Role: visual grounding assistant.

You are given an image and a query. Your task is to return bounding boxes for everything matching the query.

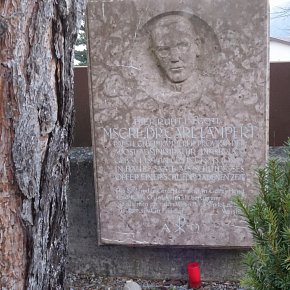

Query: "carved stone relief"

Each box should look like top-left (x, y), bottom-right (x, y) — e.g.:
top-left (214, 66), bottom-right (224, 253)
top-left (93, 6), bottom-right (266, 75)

top-left (87, 0), bottom-right (268, 247)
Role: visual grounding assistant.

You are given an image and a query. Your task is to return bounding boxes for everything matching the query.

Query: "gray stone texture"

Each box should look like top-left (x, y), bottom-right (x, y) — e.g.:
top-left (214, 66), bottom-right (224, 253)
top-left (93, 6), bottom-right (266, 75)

top-left (68, 147), bottom-right (245, 280)
top-left (68, 147), bottom-right (286, 280)
top-left (123, 281), bottom-right (142, 290)
top-left (67, 147), bottom-right (285, 280)
top-left (87, 0), bottom-right (268, 247)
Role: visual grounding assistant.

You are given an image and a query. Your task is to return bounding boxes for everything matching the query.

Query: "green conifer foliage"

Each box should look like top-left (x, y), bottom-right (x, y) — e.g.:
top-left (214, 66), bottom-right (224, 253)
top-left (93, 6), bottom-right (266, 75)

top-left (234, 140), bottom-right (290, 290)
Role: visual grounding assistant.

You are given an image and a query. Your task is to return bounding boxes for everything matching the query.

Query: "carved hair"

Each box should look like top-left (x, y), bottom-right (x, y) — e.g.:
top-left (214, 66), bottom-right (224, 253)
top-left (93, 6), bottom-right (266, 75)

top-left (145, 13), bottom-right (202, 58)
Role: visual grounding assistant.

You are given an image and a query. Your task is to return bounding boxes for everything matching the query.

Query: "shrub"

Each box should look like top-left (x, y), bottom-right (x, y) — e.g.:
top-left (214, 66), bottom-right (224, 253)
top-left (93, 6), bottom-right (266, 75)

top-left (234, 140), bottom-right (290, 290)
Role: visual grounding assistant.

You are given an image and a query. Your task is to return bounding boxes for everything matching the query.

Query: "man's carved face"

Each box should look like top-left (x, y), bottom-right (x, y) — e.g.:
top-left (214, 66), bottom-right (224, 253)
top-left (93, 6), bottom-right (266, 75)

top-left (151, 15), bottom-right (199, 83)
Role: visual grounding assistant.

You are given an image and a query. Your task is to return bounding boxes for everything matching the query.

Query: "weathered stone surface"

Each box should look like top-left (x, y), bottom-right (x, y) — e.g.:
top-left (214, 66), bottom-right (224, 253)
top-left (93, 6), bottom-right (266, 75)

top-left (67, 147), bottom-right (284, 280)
top-left (87, 0), bottom-right (268, 246)
top-left (123, 280), bottom-right (142, 290)
top-left (67, 148), bottom-right (247, 281)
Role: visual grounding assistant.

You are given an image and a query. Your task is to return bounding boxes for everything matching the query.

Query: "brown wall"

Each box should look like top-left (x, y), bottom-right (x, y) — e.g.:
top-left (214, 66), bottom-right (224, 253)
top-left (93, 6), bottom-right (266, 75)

top-left (73, 64), bottom-right (290, 147)
top-left (269, 62), bottom-right (290, 146)
top-left (73, 67), bottom-right (92, 147)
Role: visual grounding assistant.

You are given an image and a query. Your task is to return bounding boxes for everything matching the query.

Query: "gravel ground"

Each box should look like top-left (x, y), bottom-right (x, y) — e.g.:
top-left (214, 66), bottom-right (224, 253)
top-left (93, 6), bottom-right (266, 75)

top-left (65, 273), bottom-right (243, 290)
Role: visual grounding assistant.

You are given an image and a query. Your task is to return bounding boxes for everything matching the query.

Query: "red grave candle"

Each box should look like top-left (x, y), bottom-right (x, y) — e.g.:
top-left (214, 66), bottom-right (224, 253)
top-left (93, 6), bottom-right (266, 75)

top-left (187, 262), bottom-right (202, 289)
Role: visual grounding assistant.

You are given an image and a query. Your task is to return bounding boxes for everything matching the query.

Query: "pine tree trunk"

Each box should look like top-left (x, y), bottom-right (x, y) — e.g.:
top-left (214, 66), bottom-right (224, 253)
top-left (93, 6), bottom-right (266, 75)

top-left (0, 1), bottom-right (85, 289)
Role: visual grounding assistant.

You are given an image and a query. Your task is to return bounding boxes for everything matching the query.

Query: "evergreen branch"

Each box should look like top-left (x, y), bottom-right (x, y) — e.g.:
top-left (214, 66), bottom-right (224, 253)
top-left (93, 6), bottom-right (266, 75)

top-left (234, 138), bottom-right (290, 289)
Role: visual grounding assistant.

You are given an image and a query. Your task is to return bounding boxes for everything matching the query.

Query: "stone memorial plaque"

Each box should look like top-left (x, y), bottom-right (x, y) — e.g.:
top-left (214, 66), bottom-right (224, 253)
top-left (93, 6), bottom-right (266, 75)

top-left (87, 0), bottom-right (268, 247)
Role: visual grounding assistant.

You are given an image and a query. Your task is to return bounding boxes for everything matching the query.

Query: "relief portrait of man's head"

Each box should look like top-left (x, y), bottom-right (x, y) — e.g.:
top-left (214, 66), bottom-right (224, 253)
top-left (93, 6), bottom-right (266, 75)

top-left (129, 12), bottom-right (221, 106)
top-left (149, 14), bottom-right (200, 84)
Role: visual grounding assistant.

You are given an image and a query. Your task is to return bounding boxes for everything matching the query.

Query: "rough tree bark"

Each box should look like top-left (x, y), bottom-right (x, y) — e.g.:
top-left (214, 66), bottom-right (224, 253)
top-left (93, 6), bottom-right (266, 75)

top-left (0, 0), bottom-right (86, 289)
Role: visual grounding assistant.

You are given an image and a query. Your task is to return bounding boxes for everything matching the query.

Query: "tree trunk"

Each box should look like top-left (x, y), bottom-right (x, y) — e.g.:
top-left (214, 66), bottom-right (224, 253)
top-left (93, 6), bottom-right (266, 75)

top-left (0, 0), bottom-right (85, 289)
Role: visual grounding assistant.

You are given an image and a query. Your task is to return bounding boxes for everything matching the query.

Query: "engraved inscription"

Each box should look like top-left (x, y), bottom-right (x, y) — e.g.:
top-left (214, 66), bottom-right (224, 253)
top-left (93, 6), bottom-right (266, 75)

top-left (87, 0), bottom-right (268, 247)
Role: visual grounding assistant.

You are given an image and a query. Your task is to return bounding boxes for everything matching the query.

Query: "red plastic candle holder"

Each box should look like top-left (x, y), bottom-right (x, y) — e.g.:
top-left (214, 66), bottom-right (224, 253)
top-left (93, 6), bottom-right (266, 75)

top-left (187, 262), bottom-right (202, 289)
